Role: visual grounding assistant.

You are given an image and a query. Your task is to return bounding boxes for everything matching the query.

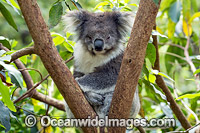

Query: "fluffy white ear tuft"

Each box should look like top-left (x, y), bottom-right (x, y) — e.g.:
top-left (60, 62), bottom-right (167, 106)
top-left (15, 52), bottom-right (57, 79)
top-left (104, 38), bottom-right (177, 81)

top-left (62, 10), bottom-right (89, 34)
top-left (117, 12), bottom-right (135, 37)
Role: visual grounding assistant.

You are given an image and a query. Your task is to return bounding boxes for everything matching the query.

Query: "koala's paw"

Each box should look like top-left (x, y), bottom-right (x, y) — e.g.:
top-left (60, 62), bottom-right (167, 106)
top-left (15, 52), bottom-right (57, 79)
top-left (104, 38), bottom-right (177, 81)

top-left (84, 91), bottom-right (104, 106)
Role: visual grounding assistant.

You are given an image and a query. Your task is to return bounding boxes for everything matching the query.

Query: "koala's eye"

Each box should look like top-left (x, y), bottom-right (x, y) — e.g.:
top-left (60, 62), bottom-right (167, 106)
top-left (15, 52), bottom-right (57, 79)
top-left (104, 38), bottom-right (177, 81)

top-left (107, 36), bottom-right (110, 40)
top-left (86, 36), bottom-right (92, 40)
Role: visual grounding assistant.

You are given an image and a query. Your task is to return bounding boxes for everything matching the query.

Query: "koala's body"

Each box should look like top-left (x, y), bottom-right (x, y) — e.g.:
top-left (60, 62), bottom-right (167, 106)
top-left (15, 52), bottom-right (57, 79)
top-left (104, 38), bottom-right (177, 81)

top-left (63, 10), bottom-right (140, 118)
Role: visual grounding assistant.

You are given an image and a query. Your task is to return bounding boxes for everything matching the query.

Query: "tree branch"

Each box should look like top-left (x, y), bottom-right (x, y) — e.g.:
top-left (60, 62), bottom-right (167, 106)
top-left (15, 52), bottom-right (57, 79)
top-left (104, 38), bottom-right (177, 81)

top-left (16, 0), bottom-right (97, 132)
top-left (159, 43), bottom-right (185, 50)
top-left (184, 36), bottom-right (200, 91)
top-left (0, 44), bottom-right (66, 111)
top-left (19, 68), bottom-right (43, 80)
top-left (108, 0), bottom-right (160, 132)
top-left (0, 44), bottom-right (35, 63)
top-left (14, 57), bottom-right (74, 111)
top-left (152, 26), bottom-right (192, 129)
top-left (14, 74), bottom-right (49, 104)
top-left (10, 46), bottom-right (35, 62)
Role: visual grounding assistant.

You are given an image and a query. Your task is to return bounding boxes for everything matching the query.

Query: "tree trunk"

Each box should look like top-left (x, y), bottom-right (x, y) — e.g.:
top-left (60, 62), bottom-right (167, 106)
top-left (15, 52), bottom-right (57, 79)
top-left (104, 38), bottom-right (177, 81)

top-left (108, 0), bottom-right (161, 132)
top-left (16, 0), bottom-right (97, 132)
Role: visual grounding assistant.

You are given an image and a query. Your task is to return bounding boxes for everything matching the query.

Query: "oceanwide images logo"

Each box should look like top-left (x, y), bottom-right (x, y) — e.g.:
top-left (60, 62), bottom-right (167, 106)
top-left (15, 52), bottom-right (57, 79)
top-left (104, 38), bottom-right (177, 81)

top-left (25, 115), bottom-right (176, 128)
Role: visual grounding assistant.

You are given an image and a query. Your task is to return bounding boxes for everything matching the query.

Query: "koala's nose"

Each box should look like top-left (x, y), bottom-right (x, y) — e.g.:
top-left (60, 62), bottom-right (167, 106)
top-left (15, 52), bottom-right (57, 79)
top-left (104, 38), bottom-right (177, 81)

top-left (94, 39), bottom-right (104, 51)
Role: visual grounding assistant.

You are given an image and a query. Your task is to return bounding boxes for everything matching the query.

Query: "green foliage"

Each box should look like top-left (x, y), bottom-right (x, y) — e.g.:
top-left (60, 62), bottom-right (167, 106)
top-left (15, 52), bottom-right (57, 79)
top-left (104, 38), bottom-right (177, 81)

top-left (5, 0), bottom-right (20, 15)
top-left (49, 2), bottom-right (63, 28)
top-left (0, 79), bottom-right (16, 112)
top-left (70, 0), bottom-right (82, 10)
top-left (93, 0), bottom-right (138, 11)
top-left (0, 1), bottom-right (18, 31)
top-left (145, 43), bottom-right (156, 66)
top-left (153, 0), bottom-right (159, 6)
top-left (169, 1), bottom-right (181, 23)
top-left (0, 36), bottom-right (11, 49)
top-left (189, 12), bottom-right (200, 24)
top-left (176, 93), bottom-right (200, 100)
top-left (0, 101), bottom-right (11, 132)
top-left (0, 61), bottom-right (23, 88)
top-left (193, 69), bottom-right (200, 75)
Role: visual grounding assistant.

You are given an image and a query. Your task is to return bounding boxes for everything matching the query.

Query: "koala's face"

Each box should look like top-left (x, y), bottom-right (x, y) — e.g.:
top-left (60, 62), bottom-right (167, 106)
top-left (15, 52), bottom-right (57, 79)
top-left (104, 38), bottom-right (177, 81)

top-left (63, 11), bottom-right (134, 55)
top-left (81, 13), bottom-right (120, 55)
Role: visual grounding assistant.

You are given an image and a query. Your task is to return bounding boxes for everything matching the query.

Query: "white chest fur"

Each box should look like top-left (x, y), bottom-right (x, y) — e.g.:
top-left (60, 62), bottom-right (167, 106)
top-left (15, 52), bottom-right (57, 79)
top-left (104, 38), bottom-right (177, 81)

top-left (73, 41), bottom-right (124, 74)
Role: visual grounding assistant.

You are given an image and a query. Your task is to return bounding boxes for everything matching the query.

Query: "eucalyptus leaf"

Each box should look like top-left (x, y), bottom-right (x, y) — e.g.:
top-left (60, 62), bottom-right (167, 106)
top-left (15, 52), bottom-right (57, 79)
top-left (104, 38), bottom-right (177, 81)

top-left (129, 3), bottom-right (137, 7)
top-left (152, 69), bottom-right (174, 82)
top-left (189, 12), bottom-right (200, 24)
top-left (160, 102), bottom-right (173, 118)
top-left (151, 83), bottom-right (167, 100)
top-left (9, 111), bottom-right (19, 122)
top-left (0, 2), bottom-right (18, 31)
top-left (152, 31), bottom-right (168, 38)
top-left (149, 74), bottom-right (156, 83)
top-left (191, 0), bottom-right (198, 12)
top-left (70, 0), bottom-right (82, 10)
top-left (0, 36), bottom-right (11, 50)
top-left (145, 43), bottom-right (156, 66)
top-left (0, 61), bottom-right (23, 88)
top-left (189, 55), bottom-right (200, 60)
top-left (158, 72), bottom-right (174, 82)
top-left (0, 55), bottom-right (11, 62)
top-left (0, 50), bottom-right (6, 56)
top-left (182, 0), bottom-right (191, 20)
top-left (0, 79), bottom-right (16, 112)
top-left (49, 2), bottom-right (63, 28)
top-left (142, 63), bottom-right (149, 79)
top-left (193, 69), bottom-right (200, 75)
top-left (0, 101), bottom-right (11, 132)
top-left (94, 1), bottom-right (109, 10)
top-left (169, 1), bottom-right (181, 23)
top-left (5, 0), bottom-right (20, 15)
top-left (176, 93), bottom-right (200, 100)
top-left (0, 123), bottom-right (5, 129)
top-left (63, 41), bottom-right (74, 53)
top-left (53, 34), bottom-right (65, 46)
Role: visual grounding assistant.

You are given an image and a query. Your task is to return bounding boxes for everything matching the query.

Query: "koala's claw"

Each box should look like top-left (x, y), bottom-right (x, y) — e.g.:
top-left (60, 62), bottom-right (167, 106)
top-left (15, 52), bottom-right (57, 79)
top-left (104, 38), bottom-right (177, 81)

top-left (84, 92), bottom-right (104, 106)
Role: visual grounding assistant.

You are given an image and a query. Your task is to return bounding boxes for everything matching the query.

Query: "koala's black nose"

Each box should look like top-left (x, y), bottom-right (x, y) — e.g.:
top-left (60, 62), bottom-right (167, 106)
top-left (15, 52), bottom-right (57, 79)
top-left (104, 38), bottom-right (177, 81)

top-left (94, 39), bottom-right (104, 51)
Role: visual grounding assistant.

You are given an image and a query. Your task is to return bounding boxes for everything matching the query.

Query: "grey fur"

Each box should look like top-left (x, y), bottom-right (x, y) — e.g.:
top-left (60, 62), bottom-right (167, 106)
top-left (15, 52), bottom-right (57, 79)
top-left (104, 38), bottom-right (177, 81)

top-left (76, 53), bottom-right (122, 89)
top-left (63, 10), bottom-right (140, 119)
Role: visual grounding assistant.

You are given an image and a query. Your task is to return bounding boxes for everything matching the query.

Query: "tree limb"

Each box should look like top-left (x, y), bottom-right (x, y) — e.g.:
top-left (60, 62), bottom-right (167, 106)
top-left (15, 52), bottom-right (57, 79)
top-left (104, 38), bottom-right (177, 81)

top-left (184, 36), bottom-right (200, 90)
top-left (159, 43), bottom-right (185, 50)
top-left (0, 44), bottom-right (66, 111)
top-left (16, 0), bottom-right (97, 132)
top-left (108, 0), bottom-right (160, 132)
top-left (14, 74), bottom-right (49, 104)
top-left (152, 26), bottom-right (192, 129)
top-left (0, 44), bottom-right (35, 63)
top-left (14, 57), bottom-right (74, 111)
top-left (10, 46), bottom-right (35, 62)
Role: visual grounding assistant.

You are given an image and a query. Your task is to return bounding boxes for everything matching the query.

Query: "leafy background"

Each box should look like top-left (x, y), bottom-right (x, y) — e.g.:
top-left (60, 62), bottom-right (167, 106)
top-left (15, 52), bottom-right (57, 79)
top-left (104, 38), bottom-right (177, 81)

top-left (0, 0), bottom-right (200, 132)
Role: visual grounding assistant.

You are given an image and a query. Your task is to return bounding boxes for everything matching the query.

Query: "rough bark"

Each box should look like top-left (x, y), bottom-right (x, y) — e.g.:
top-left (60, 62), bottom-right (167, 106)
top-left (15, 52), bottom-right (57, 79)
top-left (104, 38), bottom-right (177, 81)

top-left (108, 0), bottom-right (160, 132)
top-left (16, 0), bottom-right (97, 132)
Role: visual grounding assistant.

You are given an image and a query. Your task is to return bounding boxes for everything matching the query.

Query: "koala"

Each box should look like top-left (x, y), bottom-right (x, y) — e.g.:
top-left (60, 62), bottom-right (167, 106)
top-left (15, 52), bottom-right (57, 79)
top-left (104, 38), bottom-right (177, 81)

top-left (63, 10), bottom-right (140, 119)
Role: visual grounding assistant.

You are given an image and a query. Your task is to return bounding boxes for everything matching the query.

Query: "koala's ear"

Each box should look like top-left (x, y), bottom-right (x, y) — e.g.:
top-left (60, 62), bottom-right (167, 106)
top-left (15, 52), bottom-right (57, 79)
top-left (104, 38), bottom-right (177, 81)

top-left (62, 10), bottom-right (89, 33)
top-left (114, 12), bottom-right (135, 37)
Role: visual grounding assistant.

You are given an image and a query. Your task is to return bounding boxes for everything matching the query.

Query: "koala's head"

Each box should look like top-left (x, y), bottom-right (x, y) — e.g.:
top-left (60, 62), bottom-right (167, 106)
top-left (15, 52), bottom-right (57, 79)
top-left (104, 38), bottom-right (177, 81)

top-left (63, 10), bottom-right (134, 55)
